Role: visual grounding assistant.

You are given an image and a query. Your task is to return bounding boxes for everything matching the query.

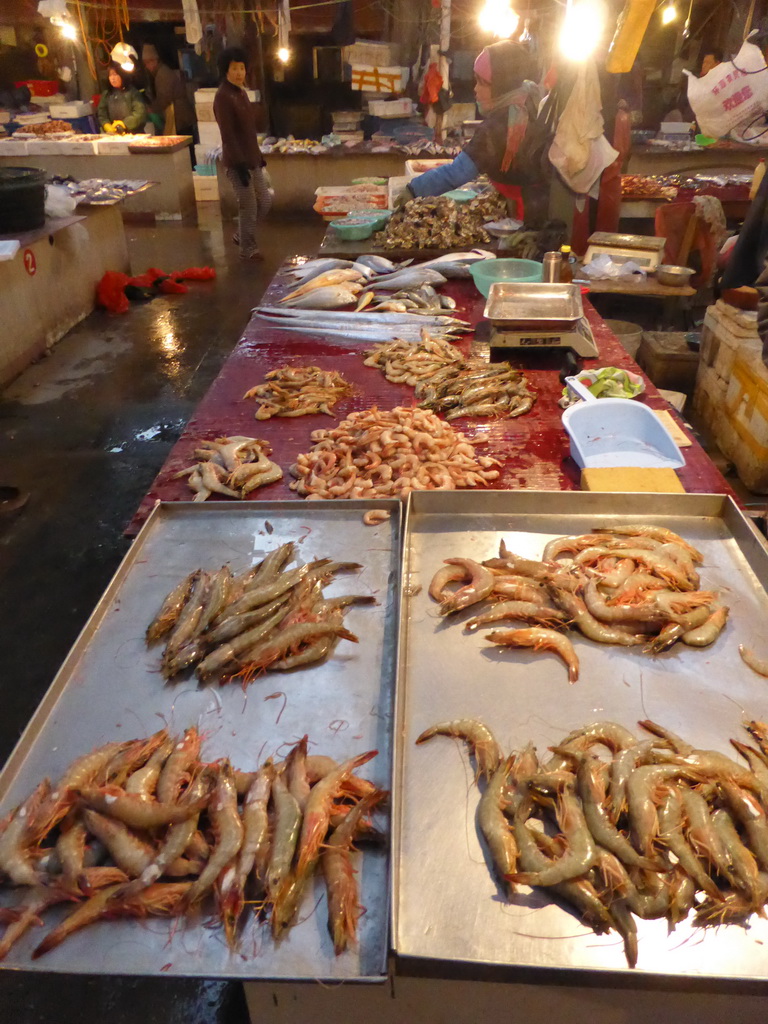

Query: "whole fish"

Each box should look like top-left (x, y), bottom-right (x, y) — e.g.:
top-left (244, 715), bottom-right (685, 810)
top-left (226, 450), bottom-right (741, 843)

top-left (281, 268), bottom-right (365, 302)
top-left (254, 306), bottom-right (468, 326)
top-left (369, 268), bottom-right (447, 291)
top-left (280, 285), bottom-right (362, 310)
top-left (286, 258), bottom-right (356, 282)
top-left (354, 254), bottom-right (399, 274)
top-left (417, 250), bottom-right (494, 270)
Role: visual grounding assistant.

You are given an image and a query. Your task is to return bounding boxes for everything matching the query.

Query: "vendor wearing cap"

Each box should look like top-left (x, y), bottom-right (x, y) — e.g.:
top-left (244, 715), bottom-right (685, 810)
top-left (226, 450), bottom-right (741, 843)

top-left (141, 43), bottom-right (195, 136)
top-left (407, 41), bottom-right (542, 219)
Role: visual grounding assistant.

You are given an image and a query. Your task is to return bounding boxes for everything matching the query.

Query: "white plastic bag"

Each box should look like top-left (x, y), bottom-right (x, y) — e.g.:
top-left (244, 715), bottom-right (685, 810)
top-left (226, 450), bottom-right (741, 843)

top-left (685, 38), bottom-right (768, 140)
top-left (44, 184), bottom-right (77, 218)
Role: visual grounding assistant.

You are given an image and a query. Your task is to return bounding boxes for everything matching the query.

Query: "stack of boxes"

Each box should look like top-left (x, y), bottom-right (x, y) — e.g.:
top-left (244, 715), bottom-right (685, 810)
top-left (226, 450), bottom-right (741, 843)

top-left (694, 300), bottom-right (768, 491)
top-left (331, 110), bottom-right (364, 144)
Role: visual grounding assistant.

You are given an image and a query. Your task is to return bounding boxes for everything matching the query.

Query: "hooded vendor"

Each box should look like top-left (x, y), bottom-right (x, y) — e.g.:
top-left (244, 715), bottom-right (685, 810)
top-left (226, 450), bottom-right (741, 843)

top-left (407, 41), bottom-right (542, 220)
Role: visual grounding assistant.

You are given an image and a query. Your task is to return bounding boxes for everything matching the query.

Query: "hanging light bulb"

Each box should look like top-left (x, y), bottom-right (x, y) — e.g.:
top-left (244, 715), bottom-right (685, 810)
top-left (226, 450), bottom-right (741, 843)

top-left (59, 20), bottom-right (77, 40)
top-left (478, 0), bottom-right (519, 39)
top-left (110, 42), bottom-right (138, 72)
top-left (661, 0), bottom-right (677, 24)
top-left (558, 0), bottom-right (606, 61)
top-left (277, 46), bottom-right (291, 64)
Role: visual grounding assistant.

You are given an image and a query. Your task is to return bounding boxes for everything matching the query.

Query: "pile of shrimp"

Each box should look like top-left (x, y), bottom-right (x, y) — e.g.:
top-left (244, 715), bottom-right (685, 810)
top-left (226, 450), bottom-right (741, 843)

top-left (416, 716), bottom-right (768, 968)
top-left (173, 436), bottom-right (282, 501)
top-left (289, 405), bottom-right (501, 500)
top-left (363, 331), bottom-right (465, 387)
top-left (429, 524), bottom-right (734, 683)
top-left (363, 331), bottom-right (536, 420)
top-left (243, 364), bottom-right (353, 420)
top-left (0, 729), bottom-right (386, 961)
top-left (146, 542), bottom-right (374, 683)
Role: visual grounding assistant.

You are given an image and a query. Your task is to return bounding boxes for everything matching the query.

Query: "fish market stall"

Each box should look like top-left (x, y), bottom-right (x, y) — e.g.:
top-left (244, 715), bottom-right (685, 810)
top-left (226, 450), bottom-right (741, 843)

top-left (0, 203), bottom-right (129, 387)
top-left (128, 259), bottom-right (730, 532)
top-left (0, 136), bottom-right (194, 220)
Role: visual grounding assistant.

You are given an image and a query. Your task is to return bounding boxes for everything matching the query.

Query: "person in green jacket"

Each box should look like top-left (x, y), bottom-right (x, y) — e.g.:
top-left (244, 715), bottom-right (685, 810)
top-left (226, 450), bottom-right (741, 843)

top-left (98, 63), bottom-right (148, 134)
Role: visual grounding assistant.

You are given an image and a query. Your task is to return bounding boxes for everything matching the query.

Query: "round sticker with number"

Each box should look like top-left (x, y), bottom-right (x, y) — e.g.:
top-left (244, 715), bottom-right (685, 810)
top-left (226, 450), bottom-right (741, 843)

top-left (23, 249), bottom-right (37, 276)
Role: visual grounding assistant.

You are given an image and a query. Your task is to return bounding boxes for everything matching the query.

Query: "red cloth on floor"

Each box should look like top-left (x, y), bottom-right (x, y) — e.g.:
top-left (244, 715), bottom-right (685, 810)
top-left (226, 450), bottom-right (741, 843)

top-left (96, 271), bottom-right (131, 313)
top-left (654, 202), bottom-right (716, 287)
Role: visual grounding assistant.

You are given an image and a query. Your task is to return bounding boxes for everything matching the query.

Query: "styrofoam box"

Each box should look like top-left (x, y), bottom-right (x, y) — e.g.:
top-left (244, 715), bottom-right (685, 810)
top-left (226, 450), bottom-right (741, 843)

top-left (723, 355), bottom-right (768, 491)
top-left (193, 174), bottom-right (219, 201)
top-left (23, 138), bottom-right (71, 154)
top-left (96, 137), bottom-right (132, 154)
top-left (58, 134), bottom-right (100, 154)
top-left (0, 137), bottom-right (28, 156)
top-left (49, 101), bottom-right (92, 117)
top-left (368, 98), bottom-right (413, 118)
top-left (198, 121), bottom-right (222, 148)
top-left (693, 363), bottom-right (721, 424)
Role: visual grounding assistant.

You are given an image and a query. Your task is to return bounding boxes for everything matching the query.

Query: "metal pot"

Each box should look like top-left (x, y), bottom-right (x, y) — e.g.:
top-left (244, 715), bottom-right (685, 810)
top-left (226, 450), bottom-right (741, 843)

top-left (655, 264), bottom-right (695, 287)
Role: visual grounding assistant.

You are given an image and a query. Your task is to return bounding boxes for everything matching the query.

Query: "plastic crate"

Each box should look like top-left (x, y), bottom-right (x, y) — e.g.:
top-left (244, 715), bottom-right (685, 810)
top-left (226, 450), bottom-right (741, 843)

top-left (635, 332), bottom-right (700, 393)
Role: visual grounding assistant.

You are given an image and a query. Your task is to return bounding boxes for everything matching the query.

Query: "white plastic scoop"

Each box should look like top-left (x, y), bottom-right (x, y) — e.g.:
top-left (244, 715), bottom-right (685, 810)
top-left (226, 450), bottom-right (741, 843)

top-left (562, 375), bottom-right (685, 469)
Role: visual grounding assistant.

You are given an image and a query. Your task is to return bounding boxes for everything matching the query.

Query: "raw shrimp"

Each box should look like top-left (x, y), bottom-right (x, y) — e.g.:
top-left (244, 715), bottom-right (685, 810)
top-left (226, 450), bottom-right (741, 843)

top-left (739, 645), bottom-right (768, 678)
top-left (477, 755), bottom-right (518, 897)
top-left (146, 571), bottom-right (198, 643)
top-left (295, 751), bottom-right (377, 878)
top-left (0, 780), bottom-right (51, 887)
top-left (549, 588), bottom-right (645, 647)
top-left (265, 772), bottom-right (302, 901)
top-left (437, 558), bottom-right (495, 614)
top-left (681, 606), bottom-right (729, 647)
top-left (465, 600), bottom-right (566, 631)
top-left (183, 761), bottom-right (243, 906)
top-left (428, 564), bottom-right (469, 603)
top-left (655, 786), bottom-right (722, 900)
top-left (510, 781), bottom-right (598, 887)
top-left (78, 784), bottom-right (209, 830)
top-left (156, 728), bottom-right (200, 804)
top-left (599, 525), bottom-right (703, 563)
top-left (415, 720), bottom-right (502, 780)
top-left (322, 791), bottom-right (385, 954)
top-left (486, 627), bottom-right (580, 683)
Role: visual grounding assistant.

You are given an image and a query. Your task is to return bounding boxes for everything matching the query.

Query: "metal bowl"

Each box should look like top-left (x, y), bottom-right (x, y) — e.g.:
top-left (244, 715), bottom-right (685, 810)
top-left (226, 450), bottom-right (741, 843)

top-left (655, 264), bottom-right (695, 287)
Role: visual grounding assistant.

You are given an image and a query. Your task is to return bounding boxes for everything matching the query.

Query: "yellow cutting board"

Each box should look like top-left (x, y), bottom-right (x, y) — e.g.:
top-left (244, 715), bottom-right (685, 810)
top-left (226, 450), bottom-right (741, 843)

top-left (581, 467), bottom-right (685, 493)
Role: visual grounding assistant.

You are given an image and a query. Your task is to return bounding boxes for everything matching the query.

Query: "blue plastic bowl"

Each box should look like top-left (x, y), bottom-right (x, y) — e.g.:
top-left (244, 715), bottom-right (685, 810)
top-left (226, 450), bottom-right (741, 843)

top-left (329, 217), bottom-right (375, 240)
top-left (469, 258), bottom-right (543, 297)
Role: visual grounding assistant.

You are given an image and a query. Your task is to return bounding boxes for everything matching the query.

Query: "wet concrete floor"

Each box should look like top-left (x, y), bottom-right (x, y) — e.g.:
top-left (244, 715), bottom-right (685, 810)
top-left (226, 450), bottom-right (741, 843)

top-left (0, 205), bottom-right (324, 1023)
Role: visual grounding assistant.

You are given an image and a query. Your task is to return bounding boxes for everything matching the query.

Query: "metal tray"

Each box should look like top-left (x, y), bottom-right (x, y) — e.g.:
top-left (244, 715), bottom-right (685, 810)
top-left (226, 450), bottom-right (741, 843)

top-left (0, 500), bottom-right (400, 980)
top-left (483, 283), bottom-right (583, 326)
top-left (394, 490), bottom-right (768, 980)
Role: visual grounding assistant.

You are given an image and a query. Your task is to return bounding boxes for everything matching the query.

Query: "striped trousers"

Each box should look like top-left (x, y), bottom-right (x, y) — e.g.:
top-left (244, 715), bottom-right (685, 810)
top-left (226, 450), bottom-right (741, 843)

top-left (226, 166), bottom-right (273, 258)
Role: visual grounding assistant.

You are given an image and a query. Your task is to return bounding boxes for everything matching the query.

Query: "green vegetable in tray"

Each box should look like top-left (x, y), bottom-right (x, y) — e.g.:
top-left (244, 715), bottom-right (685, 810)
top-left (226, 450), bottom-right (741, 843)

top-left (561, 366), bottom-right (644, 403)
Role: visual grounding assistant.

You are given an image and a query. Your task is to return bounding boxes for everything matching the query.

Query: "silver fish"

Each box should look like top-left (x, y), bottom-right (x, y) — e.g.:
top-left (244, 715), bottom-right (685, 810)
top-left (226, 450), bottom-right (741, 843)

top-left (355, 254), bottom-right (399, 274)
top-left (280, 285), bottom-right (361, 310)
top-left (286, 258), bottom-right (357, 282)
top-left (369, 268), bottom-right (447, 290)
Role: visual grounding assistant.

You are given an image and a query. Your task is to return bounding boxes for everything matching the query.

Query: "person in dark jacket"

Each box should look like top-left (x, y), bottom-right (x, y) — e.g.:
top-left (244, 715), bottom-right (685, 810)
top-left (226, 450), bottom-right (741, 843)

top-left (213, 47), bottom-right (271, 261)
top-left (141, 43), bottom-right (195, 136)
top-left (97, 63), bottom-right (147, 134)
top-left (407, 41), bottom-right (541, 219)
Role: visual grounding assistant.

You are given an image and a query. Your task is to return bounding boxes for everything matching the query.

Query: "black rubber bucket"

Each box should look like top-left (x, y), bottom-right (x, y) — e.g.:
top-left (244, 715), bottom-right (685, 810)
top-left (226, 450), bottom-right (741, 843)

top-left (0, 166), bottom-right (46, 233)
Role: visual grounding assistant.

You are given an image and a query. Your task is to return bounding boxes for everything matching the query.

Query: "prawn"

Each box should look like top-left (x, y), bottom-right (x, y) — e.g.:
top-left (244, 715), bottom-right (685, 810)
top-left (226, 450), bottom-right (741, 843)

top-left (156, 727), bottom-right (201, 804)
top-left (477, 755), bottom-right (518, 897)
top-left (437, 558), bottom-right (495, 614)
top-left (322, 790), bottom-right (386, 954)
top-left (681, 605), bottom-right (729, 647)
top-left (740, 645), bottom-right (768, 678)
top-left (486, 627), bottom-right (580, 683)
top-left (415, 719), bottom-right (502, 780)
top-left (182, 761), bottom-right (243, 907)
top-left (465, 600), bottom-right (566, 631)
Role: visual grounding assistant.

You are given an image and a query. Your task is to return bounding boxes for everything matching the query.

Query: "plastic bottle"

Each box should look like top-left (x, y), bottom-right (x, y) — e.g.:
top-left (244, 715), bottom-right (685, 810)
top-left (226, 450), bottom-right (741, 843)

top-left (606, 0), bottom-right (656, 74)
top-left (559, 245), bottom-right (575, 284)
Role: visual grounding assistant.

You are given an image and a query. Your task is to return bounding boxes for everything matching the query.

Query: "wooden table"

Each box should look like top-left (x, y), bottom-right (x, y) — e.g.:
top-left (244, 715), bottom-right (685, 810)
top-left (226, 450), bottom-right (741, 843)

top-left (581, 275), bottom-right (696, 299)
top-left (127, 268), bottom-right (730, 534)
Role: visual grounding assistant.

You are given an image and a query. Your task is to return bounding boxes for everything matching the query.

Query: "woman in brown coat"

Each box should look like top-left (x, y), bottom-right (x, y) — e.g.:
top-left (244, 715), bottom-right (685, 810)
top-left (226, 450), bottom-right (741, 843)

top-left (213, 47), bottom-right (272, 261)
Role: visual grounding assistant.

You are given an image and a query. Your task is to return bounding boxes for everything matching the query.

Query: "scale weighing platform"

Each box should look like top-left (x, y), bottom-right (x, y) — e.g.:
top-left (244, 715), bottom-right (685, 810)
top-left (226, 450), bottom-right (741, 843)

top-left (484, 281), bottom-right (600, 358)
top-left (583, 231), bottom-right (666, 272)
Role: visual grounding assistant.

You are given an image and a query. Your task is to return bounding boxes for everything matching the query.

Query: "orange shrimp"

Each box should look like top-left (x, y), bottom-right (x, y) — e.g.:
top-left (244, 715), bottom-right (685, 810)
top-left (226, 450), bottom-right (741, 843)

top-left (486, 626), bottom-right (580, 683)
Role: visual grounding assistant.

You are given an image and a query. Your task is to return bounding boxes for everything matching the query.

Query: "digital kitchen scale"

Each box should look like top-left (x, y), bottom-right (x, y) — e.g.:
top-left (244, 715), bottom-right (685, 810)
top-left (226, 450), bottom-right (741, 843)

top-left (489, 317), bottom-right (599, 357)
top-left (583, 231), bottom-right (667, 271)
top-left (484, 281), bottom-right (600, 357)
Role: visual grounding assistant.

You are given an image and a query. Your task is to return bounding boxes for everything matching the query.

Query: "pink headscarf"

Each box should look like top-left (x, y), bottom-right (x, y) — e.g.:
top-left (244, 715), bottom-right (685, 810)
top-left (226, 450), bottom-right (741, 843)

top-left (473, 48), bottom-right (492, 83)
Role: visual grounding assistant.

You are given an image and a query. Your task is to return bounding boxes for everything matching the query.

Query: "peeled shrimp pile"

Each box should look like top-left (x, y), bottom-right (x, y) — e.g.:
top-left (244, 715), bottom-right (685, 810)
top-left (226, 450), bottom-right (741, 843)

top-left (243, 364), bottom-right (353, 419)
top-left (429, 525), bottom-right (726, 682)
top-left (146, 542), bottom-right (373, 682)
top-left (173, 436), bottom-right (282, 501)
top-left (0, 729), bottom-right (385, 961)
top-left (289, 405), bottom-right (501, 500)
top-left (416, 716), bottom-right (768, 968)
